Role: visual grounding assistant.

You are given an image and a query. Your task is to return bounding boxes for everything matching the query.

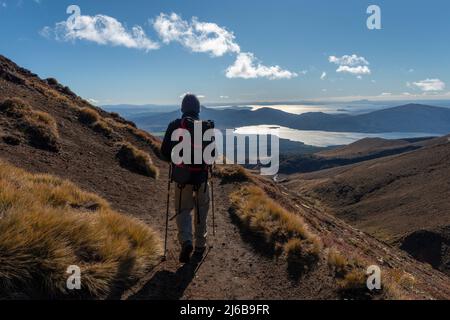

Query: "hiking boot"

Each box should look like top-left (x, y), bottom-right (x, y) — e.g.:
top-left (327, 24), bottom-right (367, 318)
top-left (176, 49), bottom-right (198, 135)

top-left (179, 242), bottom-right (193, 263)
top-left (192, 246), bottom-right (206, 260)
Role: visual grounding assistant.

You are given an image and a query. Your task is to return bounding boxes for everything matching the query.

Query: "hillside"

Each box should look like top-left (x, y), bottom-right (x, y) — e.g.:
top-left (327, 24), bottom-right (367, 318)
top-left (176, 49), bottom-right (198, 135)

top-left (278, 137), bottom-right (436, 174)
top-left (283, 136), bottom-right (450, 275)
top-left (316, 137), bottom-right (433, 159)
top-left (131, 104), bottom-right (450, 134)
top-left (1, 54), bottom-right (450, 299)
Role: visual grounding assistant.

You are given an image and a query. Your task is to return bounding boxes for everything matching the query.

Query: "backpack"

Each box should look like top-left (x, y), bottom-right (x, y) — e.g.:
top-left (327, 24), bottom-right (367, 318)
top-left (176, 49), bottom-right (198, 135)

top-left (170, 117), bottom-right (215, 186)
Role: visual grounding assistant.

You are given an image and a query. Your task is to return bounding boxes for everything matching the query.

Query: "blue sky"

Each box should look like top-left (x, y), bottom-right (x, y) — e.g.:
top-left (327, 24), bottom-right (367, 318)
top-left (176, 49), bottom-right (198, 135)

top-left (0, 0), bottom-right (449, 105)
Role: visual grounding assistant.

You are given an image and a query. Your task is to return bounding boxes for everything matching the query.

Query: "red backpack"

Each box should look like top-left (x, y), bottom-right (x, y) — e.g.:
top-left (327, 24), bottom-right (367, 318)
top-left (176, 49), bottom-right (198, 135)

top-left (170, 117), bottom-right (215, 186)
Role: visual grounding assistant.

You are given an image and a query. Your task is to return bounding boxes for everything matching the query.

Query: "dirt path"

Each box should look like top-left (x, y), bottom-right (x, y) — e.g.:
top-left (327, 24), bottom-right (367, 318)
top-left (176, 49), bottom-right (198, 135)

top-left (121, 168), bottom-right (337, 300)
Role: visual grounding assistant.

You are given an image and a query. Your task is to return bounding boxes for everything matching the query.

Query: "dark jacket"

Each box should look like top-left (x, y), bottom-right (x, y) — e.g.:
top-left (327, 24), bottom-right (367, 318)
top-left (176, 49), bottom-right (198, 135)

top-left (160, 112), bottom-right (199, 162)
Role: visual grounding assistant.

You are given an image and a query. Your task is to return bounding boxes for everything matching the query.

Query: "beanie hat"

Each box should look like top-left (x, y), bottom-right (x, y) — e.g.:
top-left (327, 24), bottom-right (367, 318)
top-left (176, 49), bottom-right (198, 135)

top-left (181, 94), bottom-right (200, 115)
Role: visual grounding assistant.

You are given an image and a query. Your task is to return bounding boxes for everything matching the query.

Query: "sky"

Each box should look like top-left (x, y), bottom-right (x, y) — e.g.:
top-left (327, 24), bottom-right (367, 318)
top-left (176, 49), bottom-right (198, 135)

top-left (0, 0), bottom-right (449, 105)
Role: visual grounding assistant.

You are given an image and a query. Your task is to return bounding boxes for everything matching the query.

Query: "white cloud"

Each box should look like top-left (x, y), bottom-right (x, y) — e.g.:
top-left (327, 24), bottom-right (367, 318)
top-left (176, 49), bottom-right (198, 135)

top-left (329, 54), bottom-right (369, 67)
top-left (153, 13), bottom-right (240, 57)
top-left (336, 65), bottom-right (371, 75)
top-left (225, 52), bottom-right (297, 80)
top-left (409, 78), bottom-right (445, 92)
top-left (42, 11), bottom-right (296, 80)
top-left (329, 54), bottom-right (371, 76)
top-left (219, 95), bottom-right (229, 99)
top-left (320, 72), bottom-right (327, 80)
top-left (380, 92), bottom-right (392, 96)
top-left (43, 13), bottom-right (159, 51)
top-left (154, 13), bottom-right (296, 79)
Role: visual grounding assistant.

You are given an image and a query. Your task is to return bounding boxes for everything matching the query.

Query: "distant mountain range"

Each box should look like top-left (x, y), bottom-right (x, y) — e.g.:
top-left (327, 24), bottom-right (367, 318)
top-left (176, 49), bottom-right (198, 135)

top-left (128, 103), bottom-right (450, 134)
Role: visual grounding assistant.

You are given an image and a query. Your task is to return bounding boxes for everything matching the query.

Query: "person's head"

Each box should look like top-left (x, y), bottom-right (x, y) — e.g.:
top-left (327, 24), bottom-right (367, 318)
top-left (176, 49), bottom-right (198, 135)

top-left (181, 94), bottom-right (200, 117)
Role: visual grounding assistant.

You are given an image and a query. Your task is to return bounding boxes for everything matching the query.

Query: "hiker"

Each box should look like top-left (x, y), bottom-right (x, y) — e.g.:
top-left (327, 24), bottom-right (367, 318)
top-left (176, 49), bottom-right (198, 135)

top-left (160, 94), bottom-right (215, 263)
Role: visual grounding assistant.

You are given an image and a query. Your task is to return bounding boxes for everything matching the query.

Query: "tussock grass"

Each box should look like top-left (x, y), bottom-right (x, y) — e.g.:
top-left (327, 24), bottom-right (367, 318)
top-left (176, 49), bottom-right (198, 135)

top-left (127, 127), bottom-right (162, 158)
top-left (382, 269), bottom-right (415, 300)
top-left (327, 248), bottom-right (410, 299)
top-left (0, 98), bottom-right (59, 151)
top-left (78, 107), bottom-right (113, 137)
top-left (78, 107), bottom-right (100, 125)
top-left (215, 165), bottom-right (250, 184)
top-left (92, 119), bottom-right (113, 136)
top-left (0, 160), bottom-right (162, 299)
top-left (116, 142), bottom-right (159, 178)
top-left (339, 268), bottom-right (367, 292)
top-left (230, 185), bottom-right (322, 262)
top-left (328, 252), bottom-right (371, 299)
top-left (327, 248), bottom-right (348, 275)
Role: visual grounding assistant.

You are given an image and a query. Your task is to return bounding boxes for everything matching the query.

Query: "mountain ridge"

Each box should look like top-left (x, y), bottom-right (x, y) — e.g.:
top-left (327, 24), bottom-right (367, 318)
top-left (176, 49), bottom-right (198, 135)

top-left (131, 103), bottom-right (450, 134)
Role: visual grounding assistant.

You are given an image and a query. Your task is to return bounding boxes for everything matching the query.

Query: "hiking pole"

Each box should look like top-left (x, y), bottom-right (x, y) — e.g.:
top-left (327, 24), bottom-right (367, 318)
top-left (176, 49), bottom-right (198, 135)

top-left (210, 166), bottom-right (216, 237)
top-left (163, 165), bottom-right (172, 261)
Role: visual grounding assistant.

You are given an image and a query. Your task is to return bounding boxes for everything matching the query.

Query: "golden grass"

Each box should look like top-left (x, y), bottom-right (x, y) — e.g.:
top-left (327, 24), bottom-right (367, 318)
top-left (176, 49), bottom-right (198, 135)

top-left (327, 248), bottom-right (348, 274)
top-left (382, 269), bottom-right (415, 300)
top-left (0, 98), bottom-right (59, 151)
top-left (339, 268), bottom-right (367, 291)
top-left (78, 107), bottom-right (114, 137)
top-left (230, 185), bottom-right (322, 261)
top-left (326, 248), bottom-right (412, 299)
top-left (127, 127), bottom-right (162, 158)
top-left (326, 248), bottom-right (368, 294)
top-left (214, 165), bottom-right (250, 184)
top-left (92, 119), bottom-right (113, 136)
top-left (116, 142), bottom-right (159, 178)
top-left (0, 160), bottom-right (162, 299)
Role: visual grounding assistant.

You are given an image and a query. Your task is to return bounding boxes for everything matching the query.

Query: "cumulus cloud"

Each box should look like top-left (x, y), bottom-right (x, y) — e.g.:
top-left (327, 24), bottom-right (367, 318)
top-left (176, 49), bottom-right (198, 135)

top-left (226, 52), bottom-right (297, 80)
top-left (329, 54), bottom-right (369, 66)
top-left (329, 54), bottom-right (371, 76)
top-left (320, 72), bottom-right (327, 80)
top-left (336, 65), bottom-right (371, 75)
top-left (42, 12), bottom-right (159, 51)
top-left (42, 10), bottom-right (296, 80)
top-left (153, 13), bottom-right (240, 57)
top-left (153, 13), bottom-right (296, 79)
top-left (409, 78), bottom-right (446, 92)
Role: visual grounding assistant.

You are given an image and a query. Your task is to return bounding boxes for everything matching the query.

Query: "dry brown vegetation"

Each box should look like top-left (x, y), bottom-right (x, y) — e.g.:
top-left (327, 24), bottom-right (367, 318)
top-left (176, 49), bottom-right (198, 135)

top-left (0, 160), bottom-right (162, 299)
top-left (214, 164), bottom-right (250, 184)
top-left (78, 107), bottom-right (114, 137)
top-left (230, 185), bottom-right (322, 267)
top-left (127, 127), bottom-right (163, 159)
top-left (0, 98), bottom-right (59, 151)
top-left (116, 142), bottom-right (159, 178)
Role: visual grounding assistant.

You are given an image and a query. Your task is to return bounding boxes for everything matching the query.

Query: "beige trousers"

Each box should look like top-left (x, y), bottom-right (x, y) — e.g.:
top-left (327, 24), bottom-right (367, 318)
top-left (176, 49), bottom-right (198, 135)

top-left (174, 183), bottom-right (210, 249)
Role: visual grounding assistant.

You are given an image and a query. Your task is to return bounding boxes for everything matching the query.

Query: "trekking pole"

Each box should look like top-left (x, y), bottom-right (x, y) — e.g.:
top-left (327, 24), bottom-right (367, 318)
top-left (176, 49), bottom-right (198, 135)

top-left (210, 166), bottom-right (216, 237)
top-left (163, 165), bottom-right (172, 261)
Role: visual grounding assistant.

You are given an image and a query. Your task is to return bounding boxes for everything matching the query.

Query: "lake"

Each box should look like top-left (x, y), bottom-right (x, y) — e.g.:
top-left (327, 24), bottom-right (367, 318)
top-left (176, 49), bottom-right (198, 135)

top-left (234, 125), bottom-right (440, 147)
